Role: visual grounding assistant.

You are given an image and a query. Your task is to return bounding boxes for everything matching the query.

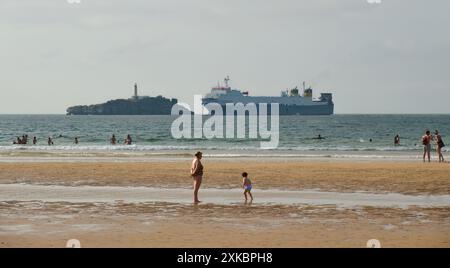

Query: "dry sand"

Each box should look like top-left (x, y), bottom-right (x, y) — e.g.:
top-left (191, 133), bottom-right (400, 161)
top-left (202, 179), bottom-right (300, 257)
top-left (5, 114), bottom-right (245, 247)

top-left (0, 160), bottom-right (449, 247)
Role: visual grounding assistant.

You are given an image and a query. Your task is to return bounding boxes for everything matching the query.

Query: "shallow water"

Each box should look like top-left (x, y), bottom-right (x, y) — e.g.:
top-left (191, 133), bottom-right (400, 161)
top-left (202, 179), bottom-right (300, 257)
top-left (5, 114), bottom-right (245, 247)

top-left (1, 184), bottom-right (449, 208)
top-left (0, 151), bottom-right (427, 162)
top-left (1, 114), bottom-right (449, 153)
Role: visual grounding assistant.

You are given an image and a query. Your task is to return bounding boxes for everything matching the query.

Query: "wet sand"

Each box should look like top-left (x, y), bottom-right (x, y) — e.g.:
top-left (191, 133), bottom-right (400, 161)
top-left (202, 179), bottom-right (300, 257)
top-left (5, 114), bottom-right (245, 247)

top-left (0, 159), bottom-right (449, 247)
top-left (1, 184), bottom-right (449, 207)
top-left (0, 160), bottom-right (449, 195)
top-left (1, 200), bottom-right (449, 248)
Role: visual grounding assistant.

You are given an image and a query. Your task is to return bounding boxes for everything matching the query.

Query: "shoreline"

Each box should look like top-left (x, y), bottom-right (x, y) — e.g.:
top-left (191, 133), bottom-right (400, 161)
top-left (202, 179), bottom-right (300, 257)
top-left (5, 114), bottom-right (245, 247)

top-left (0, 148), bottom-right (445, 163)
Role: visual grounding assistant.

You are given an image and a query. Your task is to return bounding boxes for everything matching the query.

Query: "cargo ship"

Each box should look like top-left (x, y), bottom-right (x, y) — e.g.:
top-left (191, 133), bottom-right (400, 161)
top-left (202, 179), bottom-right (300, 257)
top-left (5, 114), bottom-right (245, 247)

top-left (202, 77), bottom-right (334, 115)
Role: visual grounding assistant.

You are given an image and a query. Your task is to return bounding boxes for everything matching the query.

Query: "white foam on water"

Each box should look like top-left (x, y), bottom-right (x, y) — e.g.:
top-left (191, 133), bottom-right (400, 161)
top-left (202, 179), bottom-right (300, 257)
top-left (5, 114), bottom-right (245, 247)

top-left (2, 144), bottom-right (446, 152)
top-left (0, 184), bottom-right (449, 208)
top-left (0, 147), bottom-right (429, 162)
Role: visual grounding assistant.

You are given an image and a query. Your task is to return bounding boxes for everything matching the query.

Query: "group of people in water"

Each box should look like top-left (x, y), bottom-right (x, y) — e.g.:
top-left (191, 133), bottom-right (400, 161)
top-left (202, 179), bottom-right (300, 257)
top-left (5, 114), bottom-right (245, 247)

top-left (13, 134), bottom-right (134, 146)
top-left (12, 130), bottom-right (446, 163)
top-left (13, 135), bottom-right (32, 145)
top-left (110, 134), bottom-right (133, 145)
top-left (13, 135), bottom-right (47, 145)
top-left (190, 151), bottom-right (253, 204)
top-left (13, 134), bottom-right (64, 146)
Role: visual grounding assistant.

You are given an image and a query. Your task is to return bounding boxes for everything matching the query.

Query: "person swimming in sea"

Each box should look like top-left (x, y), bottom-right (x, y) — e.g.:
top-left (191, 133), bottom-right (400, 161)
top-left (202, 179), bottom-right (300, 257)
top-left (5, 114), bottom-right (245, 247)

top-left (394, 134), bottom-right (400, 146)
top-left (110, 134), bottom-right (117, 145)
top-left (48, 137), bottom-right (54, 146)
top-left (33, 137), bottom-right (37, 145)
top-left (124, 134), bottom-right (132, 145)
top-left (313, 134), bottom-right (325, 140)
top-left (13, 137), bottom-right (21, 145)
top-left (242, 172), bottom-right (253, 202)
top-left (74, 137), bottom-right (79, 145)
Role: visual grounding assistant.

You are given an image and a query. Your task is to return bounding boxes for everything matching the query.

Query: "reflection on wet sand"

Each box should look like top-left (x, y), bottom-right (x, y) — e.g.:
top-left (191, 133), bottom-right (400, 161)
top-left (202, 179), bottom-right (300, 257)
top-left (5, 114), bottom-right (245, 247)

top-left (1, 184), bottom-right (450, 207)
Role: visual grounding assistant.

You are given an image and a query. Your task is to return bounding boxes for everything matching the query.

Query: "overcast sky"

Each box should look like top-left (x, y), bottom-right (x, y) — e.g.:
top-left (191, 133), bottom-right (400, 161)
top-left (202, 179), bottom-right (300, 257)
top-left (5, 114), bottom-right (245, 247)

top-left (0, 0), bottom-right (449, 114)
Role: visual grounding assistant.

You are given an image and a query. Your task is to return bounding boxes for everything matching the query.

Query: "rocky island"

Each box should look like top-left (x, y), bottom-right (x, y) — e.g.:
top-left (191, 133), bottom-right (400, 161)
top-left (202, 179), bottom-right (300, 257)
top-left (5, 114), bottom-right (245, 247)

top-left (66, 83), bottom-right (178, 115)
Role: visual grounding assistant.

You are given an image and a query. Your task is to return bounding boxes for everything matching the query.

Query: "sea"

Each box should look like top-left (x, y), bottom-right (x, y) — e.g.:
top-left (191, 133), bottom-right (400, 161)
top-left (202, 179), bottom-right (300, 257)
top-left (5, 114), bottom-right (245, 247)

top-left (0, 114), bottom-right (448, 159)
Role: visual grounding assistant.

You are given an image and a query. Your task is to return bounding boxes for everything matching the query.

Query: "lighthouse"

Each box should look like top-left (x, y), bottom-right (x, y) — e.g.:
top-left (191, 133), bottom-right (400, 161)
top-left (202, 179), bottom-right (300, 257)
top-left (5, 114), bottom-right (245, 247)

top-left (134, 83), bottom-right (138, 99)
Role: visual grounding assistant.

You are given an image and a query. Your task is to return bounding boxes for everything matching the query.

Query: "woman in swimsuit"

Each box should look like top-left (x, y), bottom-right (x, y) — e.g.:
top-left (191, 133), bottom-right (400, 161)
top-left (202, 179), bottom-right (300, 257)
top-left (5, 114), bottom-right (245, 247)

top-left (190, 151), bottom-right (204, 203)
top-left (435, 130), bottom-right (445, 163)
top-left (124, 134), bottom-right (132, 145)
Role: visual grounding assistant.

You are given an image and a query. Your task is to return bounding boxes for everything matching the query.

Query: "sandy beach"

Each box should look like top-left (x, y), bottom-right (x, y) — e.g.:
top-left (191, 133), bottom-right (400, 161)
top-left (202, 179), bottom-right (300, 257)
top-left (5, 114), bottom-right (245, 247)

top-left (0, 157), bottom-right (449, 248)
top-left (2, 0), bottom-right (450, 253)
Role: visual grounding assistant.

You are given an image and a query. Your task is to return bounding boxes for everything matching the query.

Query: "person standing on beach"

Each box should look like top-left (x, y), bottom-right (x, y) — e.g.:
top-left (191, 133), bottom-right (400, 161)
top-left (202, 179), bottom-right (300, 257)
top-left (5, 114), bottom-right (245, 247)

top-left (190, 151), bottom-right (204, 203)
top-left (422, 130), bottom-right (432, 162)
top-left (434, 130), bottom-right (445, 163)
top-left (394, 134), bottom-right (400, 146)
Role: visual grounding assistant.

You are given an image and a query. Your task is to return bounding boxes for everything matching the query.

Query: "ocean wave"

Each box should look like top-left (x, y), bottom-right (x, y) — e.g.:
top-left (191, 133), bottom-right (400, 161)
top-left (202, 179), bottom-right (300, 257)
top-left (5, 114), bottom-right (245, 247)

top-left (205, 153), bottom-right (421, 159)
top-left (276, 146), bottom-right (432, 152)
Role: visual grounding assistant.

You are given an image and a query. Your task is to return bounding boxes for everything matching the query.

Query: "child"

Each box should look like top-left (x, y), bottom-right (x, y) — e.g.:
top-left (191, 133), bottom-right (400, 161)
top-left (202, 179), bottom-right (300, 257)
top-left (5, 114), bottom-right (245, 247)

top-left (242, 172), bottom-right (253, 201)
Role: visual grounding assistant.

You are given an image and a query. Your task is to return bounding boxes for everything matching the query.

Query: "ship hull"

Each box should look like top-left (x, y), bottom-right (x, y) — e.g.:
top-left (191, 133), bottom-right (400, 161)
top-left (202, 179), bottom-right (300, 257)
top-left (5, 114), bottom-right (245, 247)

top-left (202, 101), bottom-right (334, 116)
top-left (278, 103), bottom-right (334, 115)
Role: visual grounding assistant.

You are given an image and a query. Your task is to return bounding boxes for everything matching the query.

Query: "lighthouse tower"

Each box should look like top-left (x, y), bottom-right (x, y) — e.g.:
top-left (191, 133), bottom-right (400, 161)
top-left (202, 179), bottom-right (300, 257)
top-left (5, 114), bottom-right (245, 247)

top-left (133, 83), bottom-right (138, 99)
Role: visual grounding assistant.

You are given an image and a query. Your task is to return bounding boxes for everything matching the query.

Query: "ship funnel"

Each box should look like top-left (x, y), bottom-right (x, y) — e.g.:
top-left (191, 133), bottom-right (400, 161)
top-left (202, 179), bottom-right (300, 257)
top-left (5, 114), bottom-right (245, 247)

top-left (303, 87), bottom-right (312, 98)
top-left (290, 87), bottom-right (299, 96)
